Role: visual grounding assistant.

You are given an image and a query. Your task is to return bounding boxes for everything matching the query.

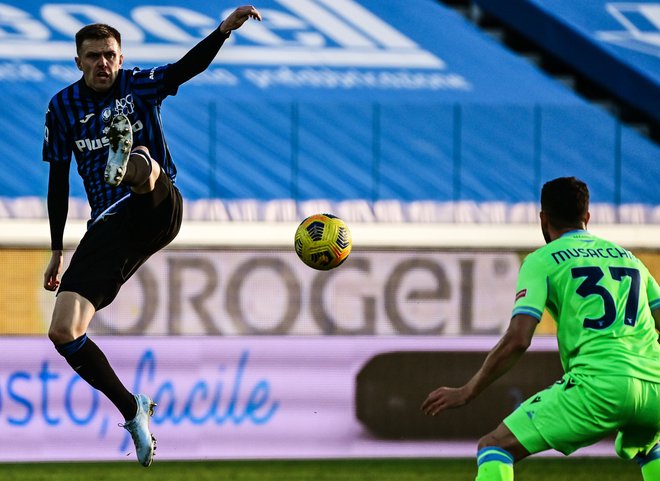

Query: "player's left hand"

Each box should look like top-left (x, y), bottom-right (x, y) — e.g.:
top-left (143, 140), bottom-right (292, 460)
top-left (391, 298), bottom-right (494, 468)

top-left (220, 5), bottom-right (262, 34)
top-left (421, 385), bottom-right (472, 416)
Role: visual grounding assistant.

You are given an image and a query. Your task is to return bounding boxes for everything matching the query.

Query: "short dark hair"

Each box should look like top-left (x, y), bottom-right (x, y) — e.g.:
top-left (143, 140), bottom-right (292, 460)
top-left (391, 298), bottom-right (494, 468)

top-left (541, 177), bottom-right (589, 228)
top-left (75, 24), bottom-right (121, 54)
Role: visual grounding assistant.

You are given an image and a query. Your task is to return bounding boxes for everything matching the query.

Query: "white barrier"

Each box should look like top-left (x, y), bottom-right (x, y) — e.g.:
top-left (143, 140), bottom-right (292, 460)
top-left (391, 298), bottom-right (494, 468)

top-left (1, 218), bottom-right (659, 249)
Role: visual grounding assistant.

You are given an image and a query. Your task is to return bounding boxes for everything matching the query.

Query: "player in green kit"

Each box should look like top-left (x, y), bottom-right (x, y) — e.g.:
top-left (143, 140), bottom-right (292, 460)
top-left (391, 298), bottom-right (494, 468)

top-left (422, 177), bottom-right (660, 480)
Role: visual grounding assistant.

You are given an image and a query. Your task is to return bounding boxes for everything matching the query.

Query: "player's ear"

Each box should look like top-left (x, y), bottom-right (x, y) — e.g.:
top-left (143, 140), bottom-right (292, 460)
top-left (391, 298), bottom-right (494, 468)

top-left (584, 211), bottom-right (590, 227)
top-left (75, 56), bottom-right (83, 71)
top-left (118, 53), bottom-right (124, 68)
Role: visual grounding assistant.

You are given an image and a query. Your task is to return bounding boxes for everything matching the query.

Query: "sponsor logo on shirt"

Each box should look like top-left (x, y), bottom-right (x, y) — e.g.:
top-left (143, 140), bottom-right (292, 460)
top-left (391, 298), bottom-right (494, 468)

top-left (79, 113), bottom-right (95, 124)
top-left (114, 94), bottom-right (134, 116)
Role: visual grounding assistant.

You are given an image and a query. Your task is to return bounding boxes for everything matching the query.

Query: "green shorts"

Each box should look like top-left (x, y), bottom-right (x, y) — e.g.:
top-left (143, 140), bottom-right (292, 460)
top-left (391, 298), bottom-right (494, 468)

top-left (504, 373), bottom-right (660, 457)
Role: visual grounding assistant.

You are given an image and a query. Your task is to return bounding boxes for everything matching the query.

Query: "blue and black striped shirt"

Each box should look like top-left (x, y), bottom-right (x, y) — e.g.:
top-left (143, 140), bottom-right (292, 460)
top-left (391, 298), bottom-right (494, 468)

top-left (43, 25), bottom-right (230, 250)
top-left (43, 65), bottom-right (178, 221)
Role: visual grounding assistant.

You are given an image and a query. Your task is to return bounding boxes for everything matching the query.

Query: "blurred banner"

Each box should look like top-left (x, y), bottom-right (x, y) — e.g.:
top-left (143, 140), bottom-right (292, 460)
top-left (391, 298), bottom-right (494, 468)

top-left (5, 248), bottom-right (524, 335)
top-left (3, 248), bottom-right (660, 336)
top-left (0, 1), bottom-right (658, 222)
top-left (0, 249), bottom-right (49, 334)
top-left (0, 336), bottom-right (609, 462)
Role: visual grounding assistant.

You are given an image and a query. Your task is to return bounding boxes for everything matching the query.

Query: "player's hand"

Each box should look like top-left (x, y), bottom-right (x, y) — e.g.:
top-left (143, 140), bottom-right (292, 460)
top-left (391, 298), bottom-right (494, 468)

top-left (421, 386), bottom-right (472, 416)
top-left (44, 250), bottom-right (63, 291)
top-left (220, 5), bottom-right (262, 34)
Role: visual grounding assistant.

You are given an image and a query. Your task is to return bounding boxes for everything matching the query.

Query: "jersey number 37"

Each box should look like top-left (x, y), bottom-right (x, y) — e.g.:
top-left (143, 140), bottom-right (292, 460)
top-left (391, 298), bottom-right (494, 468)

top-left (571, 266), bottom-right (640, 330)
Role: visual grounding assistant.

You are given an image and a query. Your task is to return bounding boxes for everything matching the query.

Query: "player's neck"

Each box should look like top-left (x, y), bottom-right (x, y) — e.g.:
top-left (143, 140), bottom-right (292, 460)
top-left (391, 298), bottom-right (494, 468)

top-left (552, 225), bottom-right (587, 241)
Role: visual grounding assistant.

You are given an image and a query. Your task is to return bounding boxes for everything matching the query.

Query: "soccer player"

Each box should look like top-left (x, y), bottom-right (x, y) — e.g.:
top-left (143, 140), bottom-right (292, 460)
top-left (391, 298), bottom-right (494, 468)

top-left (42, 5), bottom-right (262, 467)
top-left (422, 177), bottom-right (660, 480)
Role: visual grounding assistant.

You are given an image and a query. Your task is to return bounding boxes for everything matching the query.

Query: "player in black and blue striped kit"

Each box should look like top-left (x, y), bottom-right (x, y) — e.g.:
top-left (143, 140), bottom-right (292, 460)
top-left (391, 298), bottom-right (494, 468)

top-left (42, 5), bottom-right (262, 467)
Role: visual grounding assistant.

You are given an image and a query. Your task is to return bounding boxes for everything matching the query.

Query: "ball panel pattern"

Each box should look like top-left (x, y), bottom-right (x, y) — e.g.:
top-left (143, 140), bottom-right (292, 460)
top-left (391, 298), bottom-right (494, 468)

top-left (294, 213), bottom-right (352, 270)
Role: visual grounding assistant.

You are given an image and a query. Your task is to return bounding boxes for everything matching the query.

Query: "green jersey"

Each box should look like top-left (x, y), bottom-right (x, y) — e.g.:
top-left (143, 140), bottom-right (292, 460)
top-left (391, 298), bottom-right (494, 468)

top-left (513, 230), bottom-right (660, 381)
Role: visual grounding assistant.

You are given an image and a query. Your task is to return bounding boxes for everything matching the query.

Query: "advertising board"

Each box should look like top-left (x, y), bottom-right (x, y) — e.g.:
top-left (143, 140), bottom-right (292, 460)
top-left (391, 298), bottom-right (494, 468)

top-left (0, 336), bottom-right (593, 462)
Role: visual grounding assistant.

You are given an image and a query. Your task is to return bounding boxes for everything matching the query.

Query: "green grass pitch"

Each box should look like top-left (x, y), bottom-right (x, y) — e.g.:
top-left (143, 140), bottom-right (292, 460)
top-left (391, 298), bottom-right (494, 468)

top-left (0, 458), bottom-right (641, 481)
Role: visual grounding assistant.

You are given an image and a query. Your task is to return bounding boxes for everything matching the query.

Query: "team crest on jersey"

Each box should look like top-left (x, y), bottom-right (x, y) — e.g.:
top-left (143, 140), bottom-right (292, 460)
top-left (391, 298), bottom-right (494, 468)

top-left (515, 289), bottom-right (527, 301)
top-left (113, 94), bottom-right (135, 116)
top-left (101, 107), bottom-right (113, 123)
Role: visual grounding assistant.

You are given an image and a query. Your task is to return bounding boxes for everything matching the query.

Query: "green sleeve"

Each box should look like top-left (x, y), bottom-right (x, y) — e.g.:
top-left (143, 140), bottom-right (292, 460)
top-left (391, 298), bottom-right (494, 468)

top-left (645, 266), bottom-right (660, 311)
top-left (511, 252), bottom-right (547, 321)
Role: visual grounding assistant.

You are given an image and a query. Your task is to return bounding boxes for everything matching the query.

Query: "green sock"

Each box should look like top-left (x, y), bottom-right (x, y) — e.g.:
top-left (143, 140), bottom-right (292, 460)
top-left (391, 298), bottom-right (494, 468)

top-left (642, 459), bottom-right (660, 481)
top-left (639, 445), bottom-right (660, 481)
top-left (476, 447), bottom-right (514, 481)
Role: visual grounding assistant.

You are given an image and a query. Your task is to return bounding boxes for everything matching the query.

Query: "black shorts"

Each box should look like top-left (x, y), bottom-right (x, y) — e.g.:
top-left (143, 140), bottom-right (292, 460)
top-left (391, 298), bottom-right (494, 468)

top-left (58, 171), bottom-right (183, 310)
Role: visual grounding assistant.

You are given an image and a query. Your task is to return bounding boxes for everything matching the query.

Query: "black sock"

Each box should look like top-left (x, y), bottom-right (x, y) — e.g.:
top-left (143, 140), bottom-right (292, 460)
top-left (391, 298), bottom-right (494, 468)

top-left (63, 337), bottom-right (137, 420)
top-left (123, 151), bottom-right (152, 187)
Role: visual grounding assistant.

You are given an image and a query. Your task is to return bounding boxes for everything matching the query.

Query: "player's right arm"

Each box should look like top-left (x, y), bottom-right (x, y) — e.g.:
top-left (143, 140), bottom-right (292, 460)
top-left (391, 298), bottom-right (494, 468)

top-left (421, 252), bottom-right (547, 415)
top-left (644, 264), bottom-right (660, 334)
top-left (421, 313), bottom-right (538, 415)
top-left (44, 162), bottom-right (69, 291)
top-left (42, 102), bottom-right (71, 291)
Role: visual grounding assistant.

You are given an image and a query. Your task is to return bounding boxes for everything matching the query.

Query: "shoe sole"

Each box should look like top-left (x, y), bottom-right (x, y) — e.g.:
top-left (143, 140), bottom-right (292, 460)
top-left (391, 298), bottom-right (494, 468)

top-left (143, 401), bottom-right (157, 467)
top-left (104, 114), bottom-right (133, 186)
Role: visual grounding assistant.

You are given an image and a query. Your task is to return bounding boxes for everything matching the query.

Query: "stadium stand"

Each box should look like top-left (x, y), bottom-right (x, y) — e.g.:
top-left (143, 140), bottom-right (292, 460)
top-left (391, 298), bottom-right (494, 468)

top-left (0, 0), bottom-right (658, 225)
top-left (448, 0), bottom-right (659, 142)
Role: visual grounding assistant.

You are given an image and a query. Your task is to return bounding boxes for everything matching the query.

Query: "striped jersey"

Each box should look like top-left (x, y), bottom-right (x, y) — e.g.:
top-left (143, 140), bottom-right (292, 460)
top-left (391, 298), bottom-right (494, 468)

top-left (42, 66), bottom-right (178, 221)
top-left (512, 230), bottom-right (660, 381)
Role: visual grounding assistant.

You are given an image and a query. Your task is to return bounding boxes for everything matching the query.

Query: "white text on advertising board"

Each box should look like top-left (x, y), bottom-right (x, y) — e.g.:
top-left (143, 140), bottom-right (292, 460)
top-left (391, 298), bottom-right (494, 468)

top-left (0, 1), bottom-right (443, 68)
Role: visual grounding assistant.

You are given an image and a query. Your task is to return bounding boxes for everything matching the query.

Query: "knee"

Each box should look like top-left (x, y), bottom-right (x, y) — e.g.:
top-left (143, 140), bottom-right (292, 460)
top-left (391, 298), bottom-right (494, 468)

top-left (132, 145), bottom-right (150, 157)
top-left (478, 432), bottom-right (502, 451)
top-left (48, 324), bottom-right (75, 345)
top-left (148, 157), bottom-right (161, 183)
top-left (477, 424), bottom-right (531, 463)
top-left (131, 146), bottom-right (160, 182)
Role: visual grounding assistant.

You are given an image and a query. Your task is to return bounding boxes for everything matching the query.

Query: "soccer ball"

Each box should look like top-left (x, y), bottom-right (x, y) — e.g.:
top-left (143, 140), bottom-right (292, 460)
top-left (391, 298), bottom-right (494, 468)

top-left (294, 213), bottom-right (352, 270)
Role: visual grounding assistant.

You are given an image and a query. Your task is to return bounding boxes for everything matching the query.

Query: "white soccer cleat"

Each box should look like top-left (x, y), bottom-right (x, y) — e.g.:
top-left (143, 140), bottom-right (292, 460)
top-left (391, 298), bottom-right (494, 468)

top-left (104, 114), bottom-right (133, 186)
top-left (120, 394), bottom-right (157, 467)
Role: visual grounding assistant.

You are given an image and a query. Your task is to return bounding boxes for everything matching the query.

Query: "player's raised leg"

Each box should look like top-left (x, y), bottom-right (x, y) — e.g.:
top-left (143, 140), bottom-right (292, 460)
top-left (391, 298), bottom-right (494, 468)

top-left (105, 114), bottom-right (159, 192)
top-left (104, 114), bottom-right (133, 186)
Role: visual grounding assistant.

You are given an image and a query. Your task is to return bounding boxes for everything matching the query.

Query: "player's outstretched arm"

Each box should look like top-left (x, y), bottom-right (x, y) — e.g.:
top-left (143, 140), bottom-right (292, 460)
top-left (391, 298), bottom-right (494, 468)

top-left (220, 5), bottom-right (262, 34)
top-left (164, 5), bottom-right (262, 88)
top-left (421, 314), bottom-right (538, 416)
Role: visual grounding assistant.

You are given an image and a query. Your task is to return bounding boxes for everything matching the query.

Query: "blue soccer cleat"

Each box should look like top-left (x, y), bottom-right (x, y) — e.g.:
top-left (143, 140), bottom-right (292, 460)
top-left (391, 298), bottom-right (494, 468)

top-left (120, 394), bottom-right (157, 467)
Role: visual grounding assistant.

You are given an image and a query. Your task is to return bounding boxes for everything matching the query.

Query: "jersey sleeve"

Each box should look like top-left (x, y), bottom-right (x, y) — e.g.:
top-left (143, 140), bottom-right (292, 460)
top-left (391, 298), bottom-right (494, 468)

top-left (42, 100), bottom-right (72, 164)
top-left (511, 252), bottom-right (548, 321)
top-left (129, 65), bottom-right (179, 105)
top-left (645, 265), bottom-right (660, 312)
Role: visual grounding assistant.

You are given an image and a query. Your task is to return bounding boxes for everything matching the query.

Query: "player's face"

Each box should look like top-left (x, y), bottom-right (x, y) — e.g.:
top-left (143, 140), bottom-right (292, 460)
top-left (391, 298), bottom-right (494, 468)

top-left (76, 37), bottom-right (123, 93)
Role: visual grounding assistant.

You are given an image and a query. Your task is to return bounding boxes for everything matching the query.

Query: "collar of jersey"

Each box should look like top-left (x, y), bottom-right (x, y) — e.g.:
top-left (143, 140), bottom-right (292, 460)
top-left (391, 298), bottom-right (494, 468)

top-left (560, 229), bottom-right (589, 238)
